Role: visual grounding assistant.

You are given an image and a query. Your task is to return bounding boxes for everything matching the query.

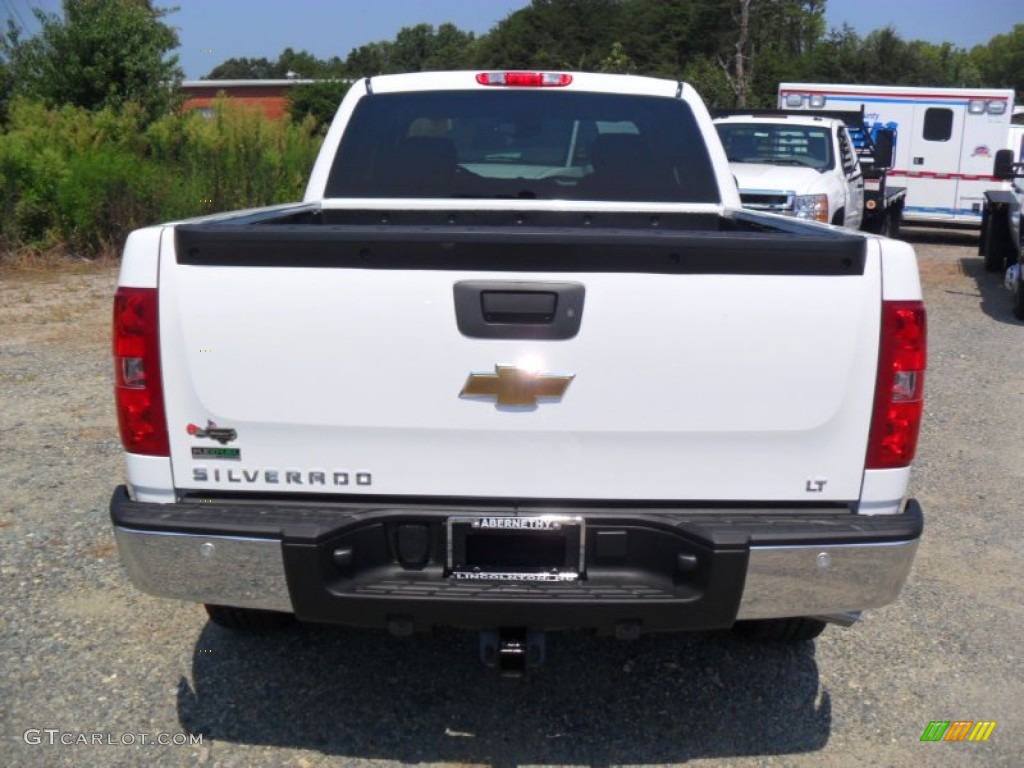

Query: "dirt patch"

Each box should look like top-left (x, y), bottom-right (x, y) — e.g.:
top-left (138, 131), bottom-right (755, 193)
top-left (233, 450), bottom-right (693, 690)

top-left (56, 589), bottom-right (126, 619)
top-left (916, 259), bottom-right (967, 279)
top-left (84, 542), bottom-right (119, 559)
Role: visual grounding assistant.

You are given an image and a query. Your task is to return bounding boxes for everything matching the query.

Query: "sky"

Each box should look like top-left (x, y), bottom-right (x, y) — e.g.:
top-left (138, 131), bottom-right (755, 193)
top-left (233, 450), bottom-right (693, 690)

top-left (2, 0), bottom-right (1022, 80)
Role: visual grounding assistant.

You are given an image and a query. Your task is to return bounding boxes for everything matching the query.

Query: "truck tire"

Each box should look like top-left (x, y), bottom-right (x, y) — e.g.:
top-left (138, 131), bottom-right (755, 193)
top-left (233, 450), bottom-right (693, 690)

top-left (983, 212), bottom-right (1009, 272)
top-left (732, 617), bottom-right (827, 642)
top-left (865, 210), bottom-right (886, 236)
top-left (204, 604), bottom-right (295, 630)
top-left (887, 206), bottom-right (901, 240)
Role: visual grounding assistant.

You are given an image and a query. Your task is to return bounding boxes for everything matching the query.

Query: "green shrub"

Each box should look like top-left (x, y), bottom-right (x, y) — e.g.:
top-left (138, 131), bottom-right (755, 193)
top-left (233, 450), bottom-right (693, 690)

top-left (0, 97), bottom-right (323, 260)
top-left (55, 146), bottom-right (163, 253)
top-left (172, 99), bottom-right (320, 213)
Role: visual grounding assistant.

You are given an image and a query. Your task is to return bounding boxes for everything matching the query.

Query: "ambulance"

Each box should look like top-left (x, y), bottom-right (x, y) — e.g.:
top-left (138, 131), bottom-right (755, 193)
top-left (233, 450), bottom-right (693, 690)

top-left (779, 83), bottom-right (1016, 226)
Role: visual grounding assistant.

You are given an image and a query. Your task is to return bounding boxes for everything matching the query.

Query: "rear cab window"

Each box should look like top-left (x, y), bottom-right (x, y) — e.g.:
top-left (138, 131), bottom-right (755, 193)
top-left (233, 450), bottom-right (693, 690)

top-left (326, 90), bottom-right (719, 203)
top-left (716, 122), bottom-right (834, 172)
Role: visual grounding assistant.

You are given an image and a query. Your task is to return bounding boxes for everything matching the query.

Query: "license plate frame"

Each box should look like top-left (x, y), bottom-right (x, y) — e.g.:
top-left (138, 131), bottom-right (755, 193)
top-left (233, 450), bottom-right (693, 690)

top-left (446, 515), bottom-right (585, 582)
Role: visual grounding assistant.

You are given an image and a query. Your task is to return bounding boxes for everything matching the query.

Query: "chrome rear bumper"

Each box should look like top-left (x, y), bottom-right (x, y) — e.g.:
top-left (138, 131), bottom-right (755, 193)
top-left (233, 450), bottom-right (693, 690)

top-left (113, 528), bottom-right (292, 613)
top-left (111, 491), bottom-right (922, 628)
top-left (737, 539), bottom-right (918, 620)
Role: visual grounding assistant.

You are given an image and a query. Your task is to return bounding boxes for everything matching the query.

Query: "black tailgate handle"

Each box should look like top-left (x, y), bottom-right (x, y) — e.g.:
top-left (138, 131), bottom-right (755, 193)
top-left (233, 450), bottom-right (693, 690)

top-left (453, 281), bottom-right (585, 340)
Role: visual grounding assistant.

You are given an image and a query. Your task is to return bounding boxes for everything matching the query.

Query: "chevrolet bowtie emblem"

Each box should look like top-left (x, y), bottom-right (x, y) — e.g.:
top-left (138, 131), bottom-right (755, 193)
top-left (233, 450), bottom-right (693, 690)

top-left (460, 365), bottom-right (574, 407)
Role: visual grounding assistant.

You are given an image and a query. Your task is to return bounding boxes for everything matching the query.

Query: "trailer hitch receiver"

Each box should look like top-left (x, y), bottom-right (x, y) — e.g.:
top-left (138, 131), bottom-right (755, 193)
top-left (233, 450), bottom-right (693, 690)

top-left (479, 628), bottom-right (546, 676)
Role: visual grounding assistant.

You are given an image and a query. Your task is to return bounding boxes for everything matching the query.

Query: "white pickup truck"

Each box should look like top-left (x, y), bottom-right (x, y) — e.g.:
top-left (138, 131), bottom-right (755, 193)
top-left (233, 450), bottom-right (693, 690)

top-left (713, 110), bottom-right (905, 236)
top-left (110, 71), bottom-right (926, 673)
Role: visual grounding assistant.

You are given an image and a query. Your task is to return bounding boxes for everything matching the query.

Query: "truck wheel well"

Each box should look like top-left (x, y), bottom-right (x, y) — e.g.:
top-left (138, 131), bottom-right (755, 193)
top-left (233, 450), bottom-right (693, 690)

top-left (831, 209), bottom-right (845, 226)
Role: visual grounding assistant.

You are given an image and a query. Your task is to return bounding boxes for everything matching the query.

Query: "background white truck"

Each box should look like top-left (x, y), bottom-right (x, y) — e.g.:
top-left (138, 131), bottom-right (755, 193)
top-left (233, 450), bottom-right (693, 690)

top-left (713, 108), bottom-right (905, 235)
top-left (779, 83), bottom-right (1016, 227)
top-left (109, 70), bottom-right (927, 673)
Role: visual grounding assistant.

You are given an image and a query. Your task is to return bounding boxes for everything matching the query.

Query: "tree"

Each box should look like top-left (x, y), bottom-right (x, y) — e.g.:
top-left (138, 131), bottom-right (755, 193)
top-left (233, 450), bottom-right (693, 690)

top-left (715, 0), bottom-right (826, 107)
top-left (746, 0), bottom-right (826, 104)
top-left (288, 80), bottom-right (352, 129)
top-left (277, 47), bottom-right (346, 79)
top-left (971, 24), bottom-right (1024, 97)
top-left (389, 24), bottom-right (436, 72)
top-left (598, 41), bottom-right (636, 74)
top-left (614, 0), bottom-right (703, 78)
top-left (341, 24), bottom-right (476, 76)
top-left (718, 0), bottom-right (752, 105)
top-left (1, 0), bottom-right (182, 122)
top-left (205, 57), bottom-right (279, 79)
top-left (0, 22), bottom-right (18, 122)
top-left (801, 25), bottom-right (980, 90)
top-left (682, 56), bottom-right (733, 107)
top-left (804, 24), bottom-right (865, 83)
top-left (205, 49), bottom-right (347, 81)
top-left (423, 23), bottom-right (477, 70)
top-left (474, 0), bottom-right (624, 70)
top-left (345, 41), bottom-right (394, 77)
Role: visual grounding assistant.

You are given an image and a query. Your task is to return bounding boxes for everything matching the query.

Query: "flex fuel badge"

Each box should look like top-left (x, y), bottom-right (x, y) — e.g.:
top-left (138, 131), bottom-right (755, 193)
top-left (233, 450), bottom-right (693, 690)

top-left (191, 446), bottom-right (240, 460)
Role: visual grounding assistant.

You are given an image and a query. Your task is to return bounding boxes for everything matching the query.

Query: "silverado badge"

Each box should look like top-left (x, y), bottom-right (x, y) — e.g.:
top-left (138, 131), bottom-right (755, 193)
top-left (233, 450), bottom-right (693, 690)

top-left (186, 420), bottom-right (238, 445)
top-left (460, 365), bottom-right (574, 407)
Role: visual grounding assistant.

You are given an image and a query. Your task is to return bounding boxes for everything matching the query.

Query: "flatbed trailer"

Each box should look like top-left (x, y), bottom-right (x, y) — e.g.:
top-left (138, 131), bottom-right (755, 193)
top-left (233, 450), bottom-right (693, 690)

top-left (845, 108), bottom-right (907, 236)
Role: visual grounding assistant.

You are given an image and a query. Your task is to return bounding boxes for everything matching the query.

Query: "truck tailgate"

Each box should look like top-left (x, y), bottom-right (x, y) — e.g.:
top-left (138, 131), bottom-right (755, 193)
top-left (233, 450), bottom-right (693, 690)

top-left (159, 224), bottom-right (881, 502)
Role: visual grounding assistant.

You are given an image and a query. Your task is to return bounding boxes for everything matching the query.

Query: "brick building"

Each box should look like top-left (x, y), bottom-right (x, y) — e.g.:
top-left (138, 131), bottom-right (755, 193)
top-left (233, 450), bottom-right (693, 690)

top-left (181, 79), bottom-right (318, 120)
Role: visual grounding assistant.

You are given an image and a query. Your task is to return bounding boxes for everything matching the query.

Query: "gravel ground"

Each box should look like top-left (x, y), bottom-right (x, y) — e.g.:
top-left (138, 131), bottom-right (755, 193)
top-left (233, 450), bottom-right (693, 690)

top-left (2, 230), bottom-right (1022, 767)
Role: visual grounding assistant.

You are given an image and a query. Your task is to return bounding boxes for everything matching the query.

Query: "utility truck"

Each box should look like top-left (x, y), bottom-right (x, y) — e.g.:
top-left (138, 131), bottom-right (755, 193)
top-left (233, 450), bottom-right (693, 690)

top-left (110, 71), bottom-right (926, 674)
top-left (713, 108), bottom-right (905, 235)
top-left (779, 83), bottom-right (1016, 226)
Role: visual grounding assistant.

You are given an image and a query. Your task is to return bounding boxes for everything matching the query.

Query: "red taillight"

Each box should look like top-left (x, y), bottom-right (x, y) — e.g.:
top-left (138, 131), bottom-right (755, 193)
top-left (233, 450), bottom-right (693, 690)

top-left (113, 287), bottom-right (169, 456)
top-left (475, 72), bottom-right (572, 87)
top-left (867, 300), bottom-right (927, 469)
